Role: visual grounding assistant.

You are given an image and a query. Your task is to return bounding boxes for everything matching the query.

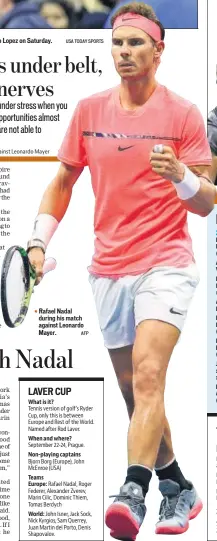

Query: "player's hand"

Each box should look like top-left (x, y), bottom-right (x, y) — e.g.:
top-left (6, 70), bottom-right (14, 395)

top-left (28, 247), bottom-right (45, 285)
top-left (150, 145), bottom-right (185, 183)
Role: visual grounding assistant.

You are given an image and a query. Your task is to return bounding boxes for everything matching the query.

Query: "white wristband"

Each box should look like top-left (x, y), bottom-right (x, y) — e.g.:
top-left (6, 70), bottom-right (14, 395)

top-left (30, 213), bottom-right (59, 249)
top-left (174, 165), bottom-right (200, 200)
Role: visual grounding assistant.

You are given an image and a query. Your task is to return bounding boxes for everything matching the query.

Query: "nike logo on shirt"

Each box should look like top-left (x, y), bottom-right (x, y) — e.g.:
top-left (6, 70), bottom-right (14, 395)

top-left (118, 145), bottom-right (134, 151)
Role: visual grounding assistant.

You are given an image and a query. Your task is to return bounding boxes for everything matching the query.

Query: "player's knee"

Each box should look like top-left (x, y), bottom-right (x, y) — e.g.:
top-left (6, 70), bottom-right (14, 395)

top-left (133, 355), bottom-right (165, 399)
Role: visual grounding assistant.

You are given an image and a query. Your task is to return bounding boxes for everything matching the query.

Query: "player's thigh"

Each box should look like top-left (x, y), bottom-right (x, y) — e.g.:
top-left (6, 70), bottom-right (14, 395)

top-left (132, 320), bottom-right (180, 392)
top-left (108, 345), bottom-right (133, 387)
top-left (89, 274), bottom-right (135, 348)
top-left (132, 264), bottom-right (199, 384)
top-left (134, 264), bottom-right (199, 335)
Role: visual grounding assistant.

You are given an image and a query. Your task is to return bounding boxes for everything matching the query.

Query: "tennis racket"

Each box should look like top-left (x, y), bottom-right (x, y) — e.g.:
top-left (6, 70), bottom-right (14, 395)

top-left (1, 245), bottom-right (56, 328)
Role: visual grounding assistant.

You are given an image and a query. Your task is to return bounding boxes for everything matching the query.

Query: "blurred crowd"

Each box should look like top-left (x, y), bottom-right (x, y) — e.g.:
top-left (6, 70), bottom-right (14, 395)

top-left (0, 0), bottom-right (198, 30)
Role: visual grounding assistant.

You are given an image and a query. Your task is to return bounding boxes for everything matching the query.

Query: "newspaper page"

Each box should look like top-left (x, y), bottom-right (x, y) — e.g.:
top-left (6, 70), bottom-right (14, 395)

top-left (207, 0), bottom-right (217, 539)
top-left (0, 0), bottom-right (212, 540)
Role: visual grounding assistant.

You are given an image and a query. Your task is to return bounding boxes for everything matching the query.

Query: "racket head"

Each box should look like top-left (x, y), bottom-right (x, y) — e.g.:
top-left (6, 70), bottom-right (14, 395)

top-left (1, 246), bottom-right (36, 328)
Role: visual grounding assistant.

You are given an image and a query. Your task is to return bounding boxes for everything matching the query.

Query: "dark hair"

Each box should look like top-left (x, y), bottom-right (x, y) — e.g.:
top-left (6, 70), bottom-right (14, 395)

top-left (38, 0), bottom-right (74, 21)
top-left (111, 2), bottom-right (165, 40)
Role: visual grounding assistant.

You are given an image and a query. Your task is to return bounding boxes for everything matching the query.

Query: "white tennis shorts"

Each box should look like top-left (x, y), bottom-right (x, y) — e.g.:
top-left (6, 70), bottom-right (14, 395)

top-left (88, 264), bottom-right (199, 349)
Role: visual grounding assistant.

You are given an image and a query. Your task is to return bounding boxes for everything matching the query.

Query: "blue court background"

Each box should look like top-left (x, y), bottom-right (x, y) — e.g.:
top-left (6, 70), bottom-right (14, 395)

top-left (104, 0), bottom-right (198, 29)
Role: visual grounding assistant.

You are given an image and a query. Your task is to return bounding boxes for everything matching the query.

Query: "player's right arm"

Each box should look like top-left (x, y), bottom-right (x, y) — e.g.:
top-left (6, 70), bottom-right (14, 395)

top-left (27, 162), bottom-right (83, 284)
top-left (38, 162), bottom-right (83, 220)
top-left (28, 100), bottom-right (87, 283)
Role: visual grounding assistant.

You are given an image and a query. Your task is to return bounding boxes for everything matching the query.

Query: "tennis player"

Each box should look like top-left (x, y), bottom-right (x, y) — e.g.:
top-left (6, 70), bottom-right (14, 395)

top-left (27, 3), bottom-right (215, 539)
top-left (208, 107), bottom-right (217, 185)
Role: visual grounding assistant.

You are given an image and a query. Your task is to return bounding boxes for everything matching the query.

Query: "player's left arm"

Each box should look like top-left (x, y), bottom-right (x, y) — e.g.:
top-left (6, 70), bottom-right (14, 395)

top-left (150, 147), bottom-right (215, 217)
top-left (183, 163), bottom-right (215, 215)
top-left (150, 104), bottom-right (216, 217)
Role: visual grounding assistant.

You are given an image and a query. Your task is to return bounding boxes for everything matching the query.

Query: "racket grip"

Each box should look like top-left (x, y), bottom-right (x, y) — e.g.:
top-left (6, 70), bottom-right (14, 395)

top-left (43, 257), bottom-right (57, 275)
